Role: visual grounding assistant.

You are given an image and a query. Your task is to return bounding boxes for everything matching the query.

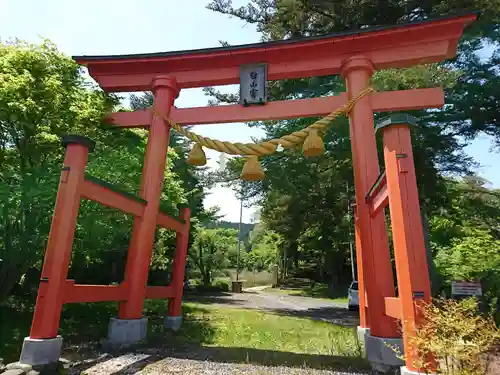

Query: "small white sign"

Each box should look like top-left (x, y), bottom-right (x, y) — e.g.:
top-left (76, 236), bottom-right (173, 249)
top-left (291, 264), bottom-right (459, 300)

top-left (451, 280), bottom-right (482, 296)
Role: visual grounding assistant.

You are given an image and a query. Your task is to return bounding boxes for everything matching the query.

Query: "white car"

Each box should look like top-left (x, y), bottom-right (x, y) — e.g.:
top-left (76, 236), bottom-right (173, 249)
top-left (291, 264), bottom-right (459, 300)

top-left (348, 281), bottom-right (359, 311)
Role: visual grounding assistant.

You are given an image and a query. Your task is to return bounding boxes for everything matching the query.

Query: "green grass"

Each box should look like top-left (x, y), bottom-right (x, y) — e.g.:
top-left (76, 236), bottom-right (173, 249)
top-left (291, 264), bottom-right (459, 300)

top-left (1, 296), bottom-right (366, 371)
top-left (332, 297), bottom-right (349, 304)
top-left (188, 269), bottom-right (275, 291)
top-left (171, 303), bottom-right (368, 371)
top-left (216, 269), bottom-right (275, 288)
top-left (265, 283), bottom-right (349, 304)
top-left (183, 303), bottom-right (360, 356)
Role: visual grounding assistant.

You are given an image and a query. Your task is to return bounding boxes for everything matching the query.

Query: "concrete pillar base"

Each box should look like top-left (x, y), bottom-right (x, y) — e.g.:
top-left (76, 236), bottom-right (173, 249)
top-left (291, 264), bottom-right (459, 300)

top-left (19, 336), bottom-right (63, 365)
top-left (401, 366), bottom-right (436, 375)
top-left (164, 316), bottom-right (182, 331)
top-left (365, 334), bottom-right (404, 372)
top-left (107, 318), bottom-right (148, 347)
top-left (357, 326), bottom-right (370, 344)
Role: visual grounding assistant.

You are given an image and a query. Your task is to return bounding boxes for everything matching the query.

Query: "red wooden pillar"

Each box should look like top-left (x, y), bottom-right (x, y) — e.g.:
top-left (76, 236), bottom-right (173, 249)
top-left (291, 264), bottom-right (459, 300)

top-left (353, 205), bottom-right (368, 328)
top-left (377, 114), bottom-right (435, 373)
top-left (167, 207), bottom-right (191, 321)
top-left (30, 136), bottom-right (94, 338)
top-left (340, 57), bottom-right (399, 338)
top-left (119, 76), bottom-right (179, 319)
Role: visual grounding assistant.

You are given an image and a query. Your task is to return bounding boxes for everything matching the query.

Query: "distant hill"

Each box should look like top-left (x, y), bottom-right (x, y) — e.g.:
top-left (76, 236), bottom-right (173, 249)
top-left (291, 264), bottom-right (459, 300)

top-left (206, 220), bottom-right (255, 241)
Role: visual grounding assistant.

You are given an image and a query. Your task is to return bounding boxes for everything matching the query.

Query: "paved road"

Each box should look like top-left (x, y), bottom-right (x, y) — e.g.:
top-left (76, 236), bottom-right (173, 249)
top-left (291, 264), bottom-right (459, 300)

top-left (185, 289), bottom-right (359, 328)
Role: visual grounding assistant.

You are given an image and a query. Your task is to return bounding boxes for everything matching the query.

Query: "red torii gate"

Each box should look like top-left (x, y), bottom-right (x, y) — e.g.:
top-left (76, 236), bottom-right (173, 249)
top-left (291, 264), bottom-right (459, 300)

top-left (20, 12), bottom-right (476, 375)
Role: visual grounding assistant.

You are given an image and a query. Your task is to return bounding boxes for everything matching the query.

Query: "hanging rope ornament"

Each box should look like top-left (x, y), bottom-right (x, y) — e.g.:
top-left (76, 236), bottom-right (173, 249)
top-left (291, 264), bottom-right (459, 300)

top-left (187, 143), bottom-right (206, 166)
top-left (241, 156), bottom-right (265, 181)
top-left (302, 129), bottom-right (324, 157)
top-left (151, 87), bottom-right (373, 180)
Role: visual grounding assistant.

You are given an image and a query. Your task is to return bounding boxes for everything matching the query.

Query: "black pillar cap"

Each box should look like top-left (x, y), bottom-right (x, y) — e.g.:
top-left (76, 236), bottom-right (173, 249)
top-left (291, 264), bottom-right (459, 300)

top-left (375, 114), bottom-right (419, 134)
top-left (61, 135), bottom-right (96, 152)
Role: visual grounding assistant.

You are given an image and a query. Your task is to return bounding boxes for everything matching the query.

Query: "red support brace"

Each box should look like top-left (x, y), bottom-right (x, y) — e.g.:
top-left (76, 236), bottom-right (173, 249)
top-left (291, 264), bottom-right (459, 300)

top-left (146, 286), bottom-right (175, 299)
top-left (366, 172), bottom-right (389, 217)
top-left (81, 178), bottom-right (146, 216)
top-left (379, 117), bottom-right (435, 372)
top-left (168, 207), bottom-right (191, 317)
top-left (157, 211), bottom-right (184, 232)
top-left (30, 137), bottom-right (92, 339)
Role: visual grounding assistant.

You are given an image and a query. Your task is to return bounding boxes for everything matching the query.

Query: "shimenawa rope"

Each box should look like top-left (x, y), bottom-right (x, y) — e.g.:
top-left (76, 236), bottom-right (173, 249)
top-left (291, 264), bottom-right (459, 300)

top-left (151, 87), bottom-right (373, 157)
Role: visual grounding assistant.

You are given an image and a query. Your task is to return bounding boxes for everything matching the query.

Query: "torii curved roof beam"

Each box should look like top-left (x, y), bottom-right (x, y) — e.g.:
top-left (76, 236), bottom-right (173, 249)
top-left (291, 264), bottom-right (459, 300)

top-left (74, 12), bottom-right (477, 92)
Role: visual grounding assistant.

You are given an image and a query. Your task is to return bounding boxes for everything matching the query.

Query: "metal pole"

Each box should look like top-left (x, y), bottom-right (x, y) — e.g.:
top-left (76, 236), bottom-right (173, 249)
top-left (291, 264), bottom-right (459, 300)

top-left (236, 194), bottom-right (243, 282)
top-left (349, 239), bottom-right (356, 281)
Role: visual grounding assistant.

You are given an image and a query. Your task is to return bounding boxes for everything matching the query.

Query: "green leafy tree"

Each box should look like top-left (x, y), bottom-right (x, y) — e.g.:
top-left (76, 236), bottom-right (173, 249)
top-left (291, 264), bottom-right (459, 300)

top-left (436, 228), bottom-right (500, 281)
top-left (435, 227), bottom-right (500, 318)
top-left (424, 177), bottom-right (500, 319)
top-left (0, 39), bottom-right (113, 299)
top-left (188, 227), bottom-right (238, 285)
top-left (0, 39), bottom-right (188, 299)
top-left (245, 225), bottom-right (281, 272)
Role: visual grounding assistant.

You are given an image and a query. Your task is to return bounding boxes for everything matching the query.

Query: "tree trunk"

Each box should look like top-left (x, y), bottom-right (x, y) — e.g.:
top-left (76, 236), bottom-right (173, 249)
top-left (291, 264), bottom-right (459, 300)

top-left (292, 243), bottom-right (299, 270)
top-left (0, 264), bottom-right (23, 302)
top-left (202, 271), bottom-right (211, 286)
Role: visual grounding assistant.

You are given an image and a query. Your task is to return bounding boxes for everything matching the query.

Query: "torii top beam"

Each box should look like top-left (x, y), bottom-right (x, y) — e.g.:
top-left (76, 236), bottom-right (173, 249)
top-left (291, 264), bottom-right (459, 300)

top-left (74, 13), bottom-right (477, 92)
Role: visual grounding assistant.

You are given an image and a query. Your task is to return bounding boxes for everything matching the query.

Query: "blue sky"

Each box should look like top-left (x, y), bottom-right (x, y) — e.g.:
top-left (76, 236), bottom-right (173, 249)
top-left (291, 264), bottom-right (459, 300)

top-left (1, 0), bottom-right (498, 222)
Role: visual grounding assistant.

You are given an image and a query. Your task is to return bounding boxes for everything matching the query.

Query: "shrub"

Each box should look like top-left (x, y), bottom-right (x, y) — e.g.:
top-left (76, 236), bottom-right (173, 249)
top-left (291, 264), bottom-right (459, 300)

top-left (192, 280), bottom-right (230, 293)
top-left (407, 298), bottom-right (500, 375)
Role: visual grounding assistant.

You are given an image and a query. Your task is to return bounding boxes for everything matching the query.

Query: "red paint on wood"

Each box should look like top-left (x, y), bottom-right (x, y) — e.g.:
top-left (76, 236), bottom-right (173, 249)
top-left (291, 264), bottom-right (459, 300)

top-left (65, 282), bottom-right (128, 303)
top-left (382, 124), bottom-right (435, 372)
top-left (366, 175), bottom-right (389, 217)
top-left (30, 144), bottom-right (89, 339)
top-left (110, 110), bottom-right (151, 128)
top-left (384, 297), bottom-right (402, 319)
top-left (156, 211), bottom-right (184, 232)
top-left (354, 212), bottom-right (369, 328)
top-left (88, 41), bottom-right (450, 91)
top-left (118, 77), bottom-right (179, 320)
top-left (81, 180), bottom-right (145, 217)
top-left (371, 88), bottom-right (444, 112)
top-left (75, 14), bottom-right (475, 92)
top-left (341, 57), bottom-right (399, 338)
top-left (146, 286), bottom-right (175, 299)
top-left (168, 208), bottom-right (191, 317)
top-left (370, 186), bottom-right (389, 217)
top-left (108, 88), bottom-right (444, 128)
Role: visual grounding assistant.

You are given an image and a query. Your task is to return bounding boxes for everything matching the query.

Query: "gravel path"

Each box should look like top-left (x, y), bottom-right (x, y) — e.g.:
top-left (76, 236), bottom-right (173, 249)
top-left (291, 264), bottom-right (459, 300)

top-left (79, 354), bottom-right (152, 375)
top-left (140, 357), bottom-right (367, 375)
top-left (72, 350), bottom-right (370, 375)
top-left (188, 289), bottom-right (346, 310)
